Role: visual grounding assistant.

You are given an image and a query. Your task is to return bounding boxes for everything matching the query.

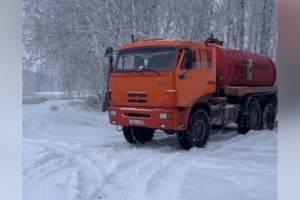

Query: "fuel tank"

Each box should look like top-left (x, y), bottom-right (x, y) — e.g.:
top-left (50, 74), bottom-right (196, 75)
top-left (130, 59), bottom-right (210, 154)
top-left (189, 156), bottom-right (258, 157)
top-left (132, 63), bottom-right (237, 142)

top-left (208, 43), bottom-right (277, 87)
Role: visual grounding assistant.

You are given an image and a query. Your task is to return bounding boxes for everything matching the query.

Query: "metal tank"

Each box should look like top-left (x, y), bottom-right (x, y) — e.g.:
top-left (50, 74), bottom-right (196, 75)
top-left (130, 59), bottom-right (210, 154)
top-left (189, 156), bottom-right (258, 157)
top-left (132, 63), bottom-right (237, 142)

top-left (206, 38), bottom-right (277, 88)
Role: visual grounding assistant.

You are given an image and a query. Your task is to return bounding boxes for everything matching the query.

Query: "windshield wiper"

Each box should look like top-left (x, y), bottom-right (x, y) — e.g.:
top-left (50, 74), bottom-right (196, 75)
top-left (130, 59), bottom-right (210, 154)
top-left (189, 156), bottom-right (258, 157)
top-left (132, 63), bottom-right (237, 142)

top-left (115, 69), bottom-right (144, 75)
top-left (131, 70), bottom-right (145, 75)
top-left (115, 69), bottom-right (131, 74)
top-left (139, 68), bottom-right (160, 75)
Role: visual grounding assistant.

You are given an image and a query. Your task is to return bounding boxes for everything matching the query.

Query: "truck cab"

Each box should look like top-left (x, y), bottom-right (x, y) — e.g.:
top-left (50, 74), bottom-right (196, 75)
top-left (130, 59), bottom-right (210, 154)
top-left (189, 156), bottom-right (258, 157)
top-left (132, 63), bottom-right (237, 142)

top-left (107, 40), bottom-right (216, 126)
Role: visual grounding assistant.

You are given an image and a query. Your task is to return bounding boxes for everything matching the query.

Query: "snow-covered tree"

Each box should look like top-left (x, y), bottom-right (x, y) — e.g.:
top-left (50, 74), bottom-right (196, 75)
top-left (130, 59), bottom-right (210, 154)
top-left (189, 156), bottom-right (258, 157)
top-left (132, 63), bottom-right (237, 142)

top-left (22, 0), bottom-right (278, 109)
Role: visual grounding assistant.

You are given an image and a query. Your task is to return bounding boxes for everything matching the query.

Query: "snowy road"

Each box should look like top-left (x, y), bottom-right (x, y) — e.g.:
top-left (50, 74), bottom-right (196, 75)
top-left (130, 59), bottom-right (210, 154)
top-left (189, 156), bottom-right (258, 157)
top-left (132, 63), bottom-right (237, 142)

top-left (22, 100), bottom-right (277, 200)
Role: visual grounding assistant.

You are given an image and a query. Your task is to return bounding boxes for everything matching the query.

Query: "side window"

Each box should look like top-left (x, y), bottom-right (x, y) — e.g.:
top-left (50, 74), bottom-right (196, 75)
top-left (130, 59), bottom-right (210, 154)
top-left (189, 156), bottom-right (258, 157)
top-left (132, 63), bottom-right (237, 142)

top-left (180, 50), bottom-right (197, 70)
top-left (199, 50), bottom-right (212, 69)
top-left (194, 50), bottom-right (201, 69)
top-left (180, 50), bottom-right (213, 70)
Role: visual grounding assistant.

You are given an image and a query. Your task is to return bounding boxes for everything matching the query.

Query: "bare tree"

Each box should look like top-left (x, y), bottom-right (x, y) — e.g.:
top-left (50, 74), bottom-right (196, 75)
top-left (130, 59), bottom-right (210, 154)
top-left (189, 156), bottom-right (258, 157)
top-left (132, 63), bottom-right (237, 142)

top-left (238, 0), bottom-right (245, 50)
top-left (22, 0), bottom-right (278, 110)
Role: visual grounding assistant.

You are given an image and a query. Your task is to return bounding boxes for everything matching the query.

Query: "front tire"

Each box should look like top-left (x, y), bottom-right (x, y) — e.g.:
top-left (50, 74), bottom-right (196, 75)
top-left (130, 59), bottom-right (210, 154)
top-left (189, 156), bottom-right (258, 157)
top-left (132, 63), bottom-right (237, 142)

top-left (177, 131), bottom-right (193, 150)
top-left (177, 110), bottom-right (211, 150)
top-left (123, 126), bottom-right (137, 144)
top-left (122, 126), bottom-right (154, 144)
top-left (163, 129), bottom-right (176, 135)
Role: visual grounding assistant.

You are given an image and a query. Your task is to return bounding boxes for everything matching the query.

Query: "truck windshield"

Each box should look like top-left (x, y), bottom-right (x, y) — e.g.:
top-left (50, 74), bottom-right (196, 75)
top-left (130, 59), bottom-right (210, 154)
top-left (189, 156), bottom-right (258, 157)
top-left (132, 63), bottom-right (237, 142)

top-left (115, 47), bottom-right (176, 72)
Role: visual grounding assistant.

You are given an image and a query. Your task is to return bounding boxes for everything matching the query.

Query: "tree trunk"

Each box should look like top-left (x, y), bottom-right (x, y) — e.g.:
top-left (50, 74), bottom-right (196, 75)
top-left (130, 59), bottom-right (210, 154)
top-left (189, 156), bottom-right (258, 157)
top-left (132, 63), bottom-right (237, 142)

top-left (238, 0), bottom-right (245, 50)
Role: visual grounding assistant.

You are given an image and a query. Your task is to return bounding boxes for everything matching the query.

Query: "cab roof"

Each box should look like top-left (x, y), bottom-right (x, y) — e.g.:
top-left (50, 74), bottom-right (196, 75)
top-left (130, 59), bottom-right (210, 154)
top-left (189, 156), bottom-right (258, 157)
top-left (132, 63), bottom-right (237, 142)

top-left (120, 39), bottom-right (208, 50)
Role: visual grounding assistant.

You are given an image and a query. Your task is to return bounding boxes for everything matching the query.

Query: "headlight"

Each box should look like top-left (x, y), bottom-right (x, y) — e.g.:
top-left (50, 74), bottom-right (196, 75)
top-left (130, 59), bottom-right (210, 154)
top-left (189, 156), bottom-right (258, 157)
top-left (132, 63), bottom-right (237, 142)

top-left (159, 113), bottom-right (172, 120)
top-left (110, 110), bottom-right (117, 116)
top-left (159, 113), bottom-right (168, 119)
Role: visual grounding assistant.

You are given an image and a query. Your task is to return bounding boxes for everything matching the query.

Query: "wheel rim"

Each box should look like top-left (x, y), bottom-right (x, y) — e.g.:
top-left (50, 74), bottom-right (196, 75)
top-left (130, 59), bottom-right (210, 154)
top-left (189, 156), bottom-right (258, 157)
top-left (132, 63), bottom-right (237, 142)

top-left (192, 120), bottom-right (205, 140)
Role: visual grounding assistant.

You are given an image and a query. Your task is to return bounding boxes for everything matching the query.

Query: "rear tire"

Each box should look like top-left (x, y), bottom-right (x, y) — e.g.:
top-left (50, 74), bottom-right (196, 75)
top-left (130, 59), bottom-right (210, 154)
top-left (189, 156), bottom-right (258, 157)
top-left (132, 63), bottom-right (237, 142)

top-left (122, 126), bottom-right (154, 144)
top-left (177, 110), bottom-right (211, 150)
top-left (262, 103), bottom-right (276, 130)
top-left (237, 101), bottom-right (262, 134)
top-left (237, 115), bottom-right (249, 135)
top-left (248, 101), bottom-right (262, 130)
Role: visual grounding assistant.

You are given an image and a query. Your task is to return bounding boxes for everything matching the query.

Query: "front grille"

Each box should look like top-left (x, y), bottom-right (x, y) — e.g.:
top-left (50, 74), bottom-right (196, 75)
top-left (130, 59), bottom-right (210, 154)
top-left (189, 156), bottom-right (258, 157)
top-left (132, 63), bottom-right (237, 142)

top-left (127, 93), bottom-right (147, 103)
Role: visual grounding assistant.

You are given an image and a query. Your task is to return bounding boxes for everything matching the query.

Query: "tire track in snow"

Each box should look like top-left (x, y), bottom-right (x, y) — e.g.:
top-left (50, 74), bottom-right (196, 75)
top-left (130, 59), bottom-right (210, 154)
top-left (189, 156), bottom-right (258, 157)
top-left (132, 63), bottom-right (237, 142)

top-left (205, 131), bottom-right (276, 153)
top-left (24, 135), bottom-right (241, 199)
top-left (23, 151), bottom-right (66, 174)
top-left (22, 140), bottom-right (119, 176)
top-left (23, 139), bottom-right (125, 174)
top-left (23, 141), bottom-right (75, 174)
top-left (23, 154), bottom-right (76, 191)
top-left (144, 154), bottom-right (194, 200)
top-left (87, 149), bottom-right (172, 200)
top-left (87, 156), bottom-right (148, 199)
top-left (78, 152), bottom-right (119, 200)
top-left (66, 169), bottom-right (81, 200)
top-left (23, 140), bottom-right (127, 197)
top-left (23, 145), bottom-right (102, 190)
top-left (120, 152), bottom-right (180, 200)
top-left (71, 137), bottom-right (126, 150)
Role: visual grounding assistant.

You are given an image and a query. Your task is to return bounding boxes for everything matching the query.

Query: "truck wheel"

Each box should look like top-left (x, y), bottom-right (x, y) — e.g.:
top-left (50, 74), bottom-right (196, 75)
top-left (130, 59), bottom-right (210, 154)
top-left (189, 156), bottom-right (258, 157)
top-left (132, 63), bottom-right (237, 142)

top-left (133, 127), bottom-right (155, 144)
top-left (122, 126), bottom-right (137, 144)
top-left (237, 115), bottom-right (250, 134)
top-left (188, 110), bottom-right (211, 148)
top-left (248, 101), bottom-right (262, 130)
top-left (177, 110), bottom-right (211, 150)
top-left (237, 101), bottom-right (262, 134)
top-left (177, 130), bottom-right (193, 150)
top-left (163, 130), bottom-right (176, 135)
top-left (262, 103), bottom-right (276, 130)
top-left (123, 126), bottom-right (154, 144)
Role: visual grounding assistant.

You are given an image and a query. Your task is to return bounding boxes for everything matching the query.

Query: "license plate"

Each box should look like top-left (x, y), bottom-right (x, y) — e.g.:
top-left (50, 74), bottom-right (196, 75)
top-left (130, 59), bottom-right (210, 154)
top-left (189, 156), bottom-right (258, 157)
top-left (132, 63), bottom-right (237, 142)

top-left (129, 119), bottom-right (144, 125)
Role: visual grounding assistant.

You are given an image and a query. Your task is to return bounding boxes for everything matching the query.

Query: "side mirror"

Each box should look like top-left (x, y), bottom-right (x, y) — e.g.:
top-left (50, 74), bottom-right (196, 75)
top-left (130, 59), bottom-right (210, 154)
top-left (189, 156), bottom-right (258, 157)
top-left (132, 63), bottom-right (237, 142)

top-left (104, 47), bottom-right (114, 57)
top-left (108, 54), bottom-right (113, 67)
top-left (184, 49), bottom-right (194, 69)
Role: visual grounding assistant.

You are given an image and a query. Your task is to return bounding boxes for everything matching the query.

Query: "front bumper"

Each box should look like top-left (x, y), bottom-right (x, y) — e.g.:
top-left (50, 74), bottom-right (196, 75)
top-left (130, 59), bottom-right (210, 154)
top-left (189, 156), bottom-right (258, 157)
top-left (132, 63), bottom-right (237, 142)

top-left (108, 106), bottom-right (184, 130)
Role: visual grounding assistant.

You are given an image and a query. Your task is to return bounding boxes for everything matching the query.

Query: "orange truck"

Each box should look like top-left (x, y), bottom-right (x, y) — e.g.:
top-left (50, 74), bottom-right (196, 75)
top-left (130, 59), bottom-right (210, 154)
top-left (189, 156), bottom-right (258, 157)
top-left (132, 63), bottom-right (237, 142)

top-left (104, 35), bottom-right (277, 150)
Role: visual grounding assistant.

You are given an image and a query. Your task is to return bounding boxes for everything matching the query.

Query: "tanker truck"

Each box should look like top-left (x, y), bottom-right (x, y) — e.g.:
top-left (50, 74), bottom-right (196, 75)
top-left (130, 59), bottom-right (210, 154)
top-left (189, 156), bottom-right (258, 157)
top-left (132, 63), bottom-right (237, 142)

top-left (104, 35), bottom-right (277, 150)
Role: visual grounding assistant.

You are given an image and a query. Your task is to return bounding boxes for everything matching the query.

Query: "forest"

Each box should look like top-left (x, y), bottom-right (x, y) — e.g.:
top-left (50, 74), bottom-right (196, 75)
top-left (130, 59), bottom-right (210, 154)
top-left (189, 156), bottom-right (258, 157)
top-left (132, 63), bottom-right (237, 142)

top-left (22, 0), bottom-right (278, 103)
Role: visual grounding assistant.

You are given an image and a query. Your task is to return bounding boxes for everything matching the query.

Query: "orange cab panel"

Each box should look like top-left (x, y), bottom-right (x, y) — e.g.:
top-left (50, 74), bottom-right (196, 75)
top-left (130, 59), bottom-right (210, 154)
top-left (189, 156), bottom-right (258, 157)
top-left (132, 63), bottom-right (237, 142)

top-left (109, 74), bottom-right (177, 107)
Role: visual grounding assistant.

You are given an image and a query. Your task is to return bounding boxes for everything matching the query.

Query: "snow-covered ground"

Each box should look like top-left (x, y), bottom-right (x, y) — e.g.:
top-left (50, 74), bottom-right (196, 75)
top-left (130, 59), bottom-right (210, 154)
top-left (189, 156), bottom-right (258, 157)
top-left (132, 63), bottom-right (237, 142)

top-left (23, 100), bottom-right (277, 200)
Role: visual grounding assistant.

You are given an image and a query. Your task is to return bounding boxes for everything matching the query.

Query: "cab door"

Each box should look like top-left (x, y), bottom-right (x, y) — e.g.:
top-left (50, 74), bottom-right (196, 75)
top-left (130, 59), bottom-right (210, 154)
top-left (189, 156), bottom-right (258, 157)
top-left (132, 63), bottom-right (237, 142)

top-left (175, 47), bottom-right (217, 107)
